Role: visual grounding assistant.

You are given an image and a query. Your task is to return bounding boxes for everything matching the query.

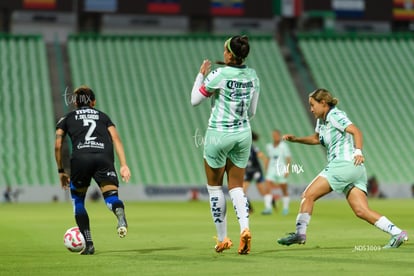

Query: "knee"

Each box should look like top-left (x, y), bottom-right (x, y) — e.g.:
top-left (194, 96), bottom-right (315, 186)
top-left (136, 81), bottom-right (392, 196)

top-left (301, 192), bottom-right (316, 202)
top-left (352, 206), bottom-right (368, 219)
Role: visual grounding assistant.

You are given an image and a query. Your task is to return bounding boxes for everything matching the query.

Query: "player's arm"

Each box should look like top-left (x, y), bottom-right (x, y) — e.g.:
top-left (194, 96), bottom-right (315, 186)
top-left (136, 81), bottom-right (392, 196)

top-left (283, 133), bottom-right (320, 145)
top-left (345, 124), bottom-right (364, 165)
top-left (263, 154), bottom-right (270, 171)
top-left (345, 124), bottom-right (363, 150)
top-left (256, 151), bottom-right (268, 171)
top-left (191, 59), bottom-right (212, 106)
top-left (248, 91), bottom-right (259, 118)
top-left (55, 128), bottom-right (70, 189)
top-left (108, 126), bottom-right (131, 182)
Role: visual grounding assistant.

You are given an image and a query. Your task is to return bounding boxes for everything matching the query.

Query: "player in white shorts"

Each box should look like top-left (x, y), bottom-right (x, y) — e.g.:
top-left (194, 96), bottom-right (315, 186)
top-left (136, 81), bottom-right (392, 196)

top-left (191, 35), bottom-right (260, 254)
top-left (262, 129), bottom-right (291, 215)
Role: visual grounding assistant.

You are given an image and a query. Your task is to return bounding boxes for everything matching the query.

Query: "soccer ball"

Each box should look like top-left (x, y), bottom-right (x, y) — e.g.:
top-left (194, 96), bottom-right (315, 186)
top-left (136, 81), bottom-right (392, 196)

top-left (63, 226), bottom-right (85, 252)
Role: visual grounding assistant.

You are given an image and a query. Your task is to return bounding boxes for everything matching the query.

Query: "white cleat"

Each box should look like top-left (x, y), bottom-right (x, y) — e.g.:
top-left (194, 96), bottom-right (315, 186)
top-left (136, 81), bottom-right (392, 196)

top-left (118, 226), bottom-right (127, 238)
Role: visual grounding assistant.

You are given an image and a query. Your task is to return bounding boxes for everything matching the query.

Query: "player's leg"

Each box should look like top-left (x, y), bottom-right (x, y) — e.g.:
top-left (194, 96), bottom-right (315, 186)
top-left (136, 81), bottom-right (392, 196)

top-left (279, 182), bottom-right (290, 215)
top-left (204, 129), bottom-right (234, 252)
top-left (227, 130), bottom-right (252, 254)
top-left (242, 180), bottom-right (249, 194)
top-left (278, 175), bottom-right (332, 246)
top-left (261, 179), bottom-right (274, 214)
top-left (346, 187), bottom-right (407, 248)
top-left (204, 160), bottom-right (232, 252)
top-left (70, 185), bottom-right (95, 255)
top-left (243, 180), bottom-right (253, 213)
top-left (95, 156), bottom-right (127, 238)
top-left (70, 158), bottom-right (95, 255)
top-left (100, 183), bottom-right (128, 238)
top-left (226, 159), bottom-right (251, 254)
top-left (255, 179), bottom-right (267, 214)
top-left (256, 180), bottom-right (267, 196)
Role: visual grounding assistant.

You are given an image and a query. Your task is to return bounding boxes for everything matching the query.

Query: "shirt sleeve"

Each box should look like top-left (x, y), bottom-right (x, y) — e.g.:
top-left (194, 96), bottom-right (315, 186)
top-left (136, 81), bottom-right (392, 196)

top-left (190, 73), bottom-right (211, 106)
top-left (56, 116), bottom-right (67, 131)
top-left (248, 90), bottom-right (259, 118)
top-left (330, 111), bottom-right (352, 132)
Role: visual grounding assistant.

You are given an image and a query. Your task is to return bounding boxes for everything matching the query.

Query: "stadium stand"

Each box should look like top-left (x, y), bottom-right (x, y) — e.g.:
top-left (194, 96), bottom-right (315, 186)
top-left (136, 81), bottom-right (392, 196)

top-left (67, 34), bottom-right (325, 186)
top-left (0, 34), bottom-right (56, 186)
top-left (298, 33), bottom-right (414, 184)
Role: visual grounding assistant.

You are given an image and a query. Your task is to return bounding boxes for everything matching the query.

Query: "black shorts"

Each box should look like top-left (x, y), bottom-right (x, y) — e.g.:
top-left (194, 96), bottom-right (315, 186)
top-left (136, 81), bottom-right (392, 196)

top-left (70, 153), bottom-right (119, 189)
top-left (244, 169), bottom-right (264, 183)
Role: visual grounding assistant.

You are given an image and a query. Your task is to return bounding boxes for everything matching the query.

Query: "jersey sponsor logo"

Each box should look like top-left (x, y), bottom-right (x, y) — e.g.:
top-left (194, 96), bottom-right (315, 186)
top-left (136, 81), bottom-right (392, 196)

top-left (77, 140), bottom-right (104, 149)
top-left (210, 196), bottom-right (224, 223)
top-left (226, 80), bottom-right (254, 89)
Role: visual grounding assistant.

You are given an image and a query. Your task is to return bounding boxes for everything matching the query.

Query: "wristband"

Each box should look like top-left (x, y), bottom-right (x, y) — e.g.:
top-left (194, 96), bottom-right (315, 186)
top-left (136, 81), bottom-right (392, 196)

top-left (354, 149), bottom-right (363, 156)
top-left (58, 168), bottom-right (65, 173)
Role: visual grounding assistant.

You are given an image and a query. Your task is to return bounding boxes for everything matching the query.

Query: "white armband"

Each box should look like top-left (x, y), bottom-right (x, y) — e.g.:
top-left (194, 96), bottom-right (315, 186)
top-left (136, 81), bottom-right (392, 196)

top-left (353, 149), bottom-right (363, 156)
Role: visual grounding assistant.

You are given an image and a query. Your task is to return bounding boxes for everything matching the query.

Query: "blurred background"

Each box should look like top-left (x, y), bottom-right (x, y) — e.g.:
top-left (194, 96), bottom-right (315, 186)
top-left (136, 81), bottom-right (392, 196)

top-left (1, 0), bottom-right (414, 202)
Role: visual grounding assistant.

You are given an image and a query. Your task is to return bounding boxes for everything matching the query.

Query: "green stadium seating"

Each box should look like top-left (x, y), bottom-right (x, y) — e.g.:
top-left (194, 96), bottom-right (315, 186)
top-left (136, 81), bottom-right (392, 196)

top-left (299, 33), bottom-right (414, 184)
top-left (0, 35), bottom-right (56, 186)
top-left (67, 35), bottom-right (325, 186)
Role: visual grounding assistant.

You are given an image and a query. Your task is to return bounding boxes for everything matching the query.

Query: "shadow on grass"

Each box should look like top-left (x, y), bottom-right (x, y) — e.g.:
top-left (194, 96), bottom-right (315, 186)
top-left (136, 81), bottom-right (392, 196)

top-left (256, 241), bottom-right (413, 254)
top-left (256, 245), bottom-right (352, 254)
top-left (97, 247), bottom-right (187, 255)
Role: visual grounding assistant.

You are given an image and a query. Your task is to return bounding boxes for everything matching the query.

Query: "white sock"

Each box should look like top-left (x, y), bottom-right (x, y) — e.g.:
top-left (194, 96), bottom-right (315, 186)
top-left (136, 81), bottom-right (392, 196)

top-left (296, 213), bottom-right (311, 235)
top-left (207, 185), bottom-right (227, 241)
top-left (264, 194), bottom-right (272, 210)
top-left (229, 187), bottom-right (249, 233)
top-left (374, 216), bottom-right (402, 236)
top-left (282, 196), bottom-right (290, 210)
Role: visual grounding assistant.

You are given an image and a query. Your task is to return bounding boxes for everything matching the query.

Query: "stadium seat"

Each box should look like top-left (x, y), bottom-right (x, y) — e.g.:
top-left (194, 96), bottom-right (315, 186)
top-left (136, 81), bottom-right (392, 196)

top-left (0, 35), bottom-right (56, 186)
top-left (67, 35), bottom-right (325, 186)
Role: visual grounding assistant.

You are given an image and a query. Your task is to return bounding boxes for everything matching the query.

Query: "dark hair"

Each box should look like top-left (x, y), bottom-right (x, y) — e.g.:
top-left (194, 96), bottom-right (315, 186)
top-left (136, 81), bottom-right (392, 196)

top-left (252, 131), bottom-right (259, 141)
top-left (74, 85), bottom-right (95, 107)
top-left (217, 35), bottom-right (250, 66)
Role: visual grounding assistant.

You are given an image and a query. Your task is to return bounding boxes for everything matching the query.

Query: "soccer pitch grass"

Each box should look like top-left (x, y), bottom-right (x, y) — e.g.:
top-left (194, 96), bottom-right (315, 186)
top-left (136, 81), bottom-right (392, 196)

top-left (1, 199), bottom-right (413, 275)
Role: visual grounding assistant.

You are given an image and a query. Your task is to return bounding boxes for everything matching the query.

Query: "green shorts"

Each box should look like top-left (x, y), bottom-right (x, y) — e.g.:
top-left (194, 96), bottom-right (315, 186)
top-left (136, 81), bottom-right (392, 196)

top-left (319, 160), bottom-right (367, 195)
top-left (265, 169), bottom-right (288, 184)
top-left (203, 128), bottom-right (252, 168)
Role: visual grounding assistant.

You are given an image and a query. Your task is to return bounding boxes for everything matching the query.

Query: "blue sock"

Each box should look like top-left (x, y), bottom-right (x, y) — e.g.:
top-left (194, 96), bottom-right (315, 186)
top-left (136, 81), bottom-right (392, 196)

top-left (71, 187), bottom-right (93, 245)
top-left (103, 190), bottom-right (124, 212)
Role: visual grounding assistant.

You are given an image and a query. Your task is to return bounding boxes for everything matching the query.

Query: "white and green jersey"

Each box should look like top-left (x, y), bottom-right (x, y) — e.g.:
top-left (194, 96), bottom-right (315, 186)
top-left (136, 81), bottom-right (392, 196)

top-left (315, 107), bottom-right (354, 162)
top-left (266, 141), bottom-right (291, 173)
top-left (202, 65), bottom-right (260, 132)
